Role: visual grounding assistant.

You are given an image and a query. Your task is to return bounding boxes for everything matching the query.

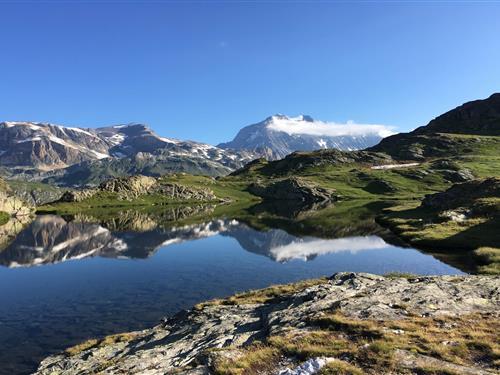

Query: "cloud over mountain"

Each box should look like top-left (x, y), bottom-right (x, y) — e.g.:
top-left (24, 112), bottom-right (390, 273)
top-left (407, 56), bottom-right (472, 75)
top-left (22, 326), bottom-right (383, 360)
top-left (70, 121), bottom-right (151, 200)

top-left (267, 116), bottom-right (395, 138)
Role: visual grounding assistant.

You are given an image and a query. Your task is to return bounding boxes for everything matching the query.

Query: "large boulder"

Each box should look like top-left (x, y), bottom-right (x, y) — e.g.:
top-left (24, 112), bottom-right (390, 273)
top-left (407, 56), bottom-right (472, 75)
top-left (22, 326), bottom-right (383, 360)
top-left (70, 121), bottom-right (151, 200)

top-left (248, 177), bottom-right (336, 203)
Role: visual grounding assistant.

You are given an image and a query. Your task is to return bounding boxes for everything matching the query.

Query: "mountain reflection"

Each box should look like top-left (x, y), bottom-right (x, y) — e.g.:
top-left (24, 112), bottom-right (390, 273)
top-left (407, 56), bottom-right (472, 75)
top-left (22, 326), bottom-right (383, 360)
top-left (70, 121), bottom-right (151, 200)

top-left (0, 212), bottom-right (394, 267)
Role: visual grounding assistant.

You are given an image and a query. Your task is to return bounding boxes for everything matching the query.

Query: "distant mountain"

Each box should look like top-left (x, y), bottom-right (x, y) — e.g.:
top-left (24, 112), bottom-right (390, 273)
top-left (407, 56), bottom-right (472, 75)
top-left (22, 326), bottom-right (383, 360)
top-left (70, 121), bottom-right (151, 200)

top-left (218, 114), bottom-right (389, 160)
top-left (0, 122), bottom-right (256, 185)
top-left (0, 121), bottom-right (111, 171)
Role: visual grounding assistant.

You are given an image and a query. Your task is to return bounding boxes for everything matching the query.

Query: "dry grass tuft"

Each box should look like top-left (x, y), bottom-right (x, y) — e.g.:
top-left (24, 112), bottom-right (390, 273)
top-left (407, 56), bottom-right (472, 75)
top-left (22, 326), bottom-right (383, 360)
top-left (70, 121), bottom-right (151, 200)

top-left (65, 332), bottom-right (138, 357)
top-left (195, 278), bottom-right (327, 309)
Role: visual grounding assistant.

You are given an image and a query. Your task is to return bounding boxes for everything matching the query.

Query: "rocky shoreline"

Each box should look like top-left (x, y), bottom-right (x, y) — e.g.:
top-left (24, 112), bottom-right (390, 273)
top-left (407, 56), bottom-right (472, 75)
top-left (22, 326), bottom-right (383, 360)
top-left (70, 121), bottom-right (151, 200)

top-left (35, 273), bottom-right (499, 375)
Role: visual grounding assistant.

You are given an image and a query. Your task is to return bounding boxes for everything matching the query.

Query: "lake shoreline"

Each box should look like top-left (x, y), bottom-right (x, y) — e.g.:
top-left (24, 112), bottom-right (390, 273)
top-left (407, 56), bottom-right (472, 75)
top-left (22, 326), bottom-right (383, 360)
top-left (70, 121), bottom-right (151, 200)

top-left (35, 272), bottom-right (500, 375)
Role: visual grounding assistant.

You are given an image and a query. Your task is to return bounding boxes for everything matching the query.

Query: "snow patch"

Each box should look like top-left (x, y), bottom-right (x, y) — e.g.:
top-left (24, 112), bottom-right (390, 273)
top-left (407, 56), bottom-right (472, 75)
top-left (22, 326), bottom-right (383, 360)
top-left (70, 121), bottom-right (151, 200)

top-left (317, 139), bottom-right (327, 149)
top-left (4, 121), bottom-right (43, 130)
top-left (371, 163), bottom-right (420, 170)
top-left (279, 357), bottom-right (336, 375)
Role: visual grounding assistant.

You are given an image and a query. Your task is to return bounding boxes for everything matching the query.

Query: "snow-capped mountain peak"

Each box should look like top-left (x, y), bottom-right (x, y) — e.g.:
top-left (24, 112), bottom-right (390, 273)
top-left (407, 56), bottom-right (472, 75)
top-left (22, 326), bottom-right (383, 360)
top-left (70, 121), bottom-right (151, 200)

top-left (218, 114), bottom-right (393, 160)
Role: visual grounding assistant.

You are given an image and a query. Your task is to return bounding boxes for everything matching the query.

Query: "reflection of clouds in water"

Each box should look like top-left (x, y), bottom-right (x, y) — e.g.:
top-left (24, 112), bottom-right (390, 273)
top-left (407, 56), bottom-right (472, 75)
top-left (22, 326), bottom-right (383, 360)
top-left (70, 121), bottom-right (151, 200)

top-left (270, 236), bottom-right (389, 262)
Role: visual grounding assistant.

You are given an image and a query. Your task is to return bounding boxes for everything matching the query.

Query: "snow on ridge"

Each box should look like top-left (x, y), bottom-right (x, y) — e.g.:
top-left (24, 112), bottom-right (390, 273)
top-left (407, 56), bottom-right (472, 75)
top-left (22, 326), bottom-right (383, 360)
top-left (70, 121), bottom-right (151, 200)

top-left (317, 139), bottom-right (327, 149)
top-left (159, 136), bottom-right (180, 144)
top-left (3, 121), bottom-right (43, 130)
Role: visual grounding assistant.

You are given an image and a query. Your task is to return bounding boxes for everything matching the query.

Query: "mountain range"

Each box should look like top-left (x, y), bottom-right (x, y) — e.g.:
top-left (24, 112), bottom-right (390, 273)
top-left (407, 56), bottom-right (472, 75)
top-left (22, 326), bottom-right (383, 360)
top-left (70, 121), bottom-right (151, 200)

top-left (0, 122), bottom-right (256, 185)
top-left (0, 115), bottom-right (389, 186)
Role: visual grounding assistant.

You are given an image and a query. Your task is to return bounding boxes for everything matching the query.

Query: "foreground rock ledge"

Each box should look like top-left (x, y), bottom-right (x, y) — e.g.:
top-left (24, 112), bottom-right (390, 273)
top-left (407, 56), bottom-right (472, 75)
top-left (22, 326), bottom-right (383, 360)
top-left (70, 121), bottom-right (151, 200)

top-left (35, 273), bottom-right (500, 375)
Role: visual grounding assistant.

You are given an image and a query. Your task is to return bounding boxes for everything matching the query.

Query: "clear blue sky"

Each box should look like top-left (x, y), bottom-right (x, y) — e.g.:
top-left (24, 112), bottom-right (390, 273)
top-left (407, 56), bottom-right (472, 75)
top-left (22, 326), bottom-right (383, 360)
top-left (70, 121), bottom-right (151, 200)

top-left (1, 1), bottom-right (499, 144)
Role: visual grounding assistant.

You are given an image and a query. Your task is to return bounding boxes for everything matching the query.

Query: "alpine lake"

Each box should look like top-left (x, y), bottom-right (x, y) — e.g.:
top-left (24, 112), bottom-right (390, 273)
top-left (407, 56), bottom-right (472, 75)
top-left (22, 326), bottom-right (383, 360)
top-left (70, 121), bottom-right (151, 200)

top-left (0, 200), bottom-right (466, 374)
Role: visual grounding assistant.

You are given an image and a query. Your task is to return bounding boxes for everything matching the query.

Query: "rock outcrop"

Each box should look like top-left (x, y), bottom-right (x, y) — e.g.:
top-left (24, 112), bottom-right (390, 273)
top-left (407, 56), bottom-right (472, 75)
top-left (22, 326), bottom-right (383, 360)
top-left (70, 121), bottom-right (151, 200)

top-left (0, 178), bottom-right (32, 217)
top-left (248, 177), bottom-right (336, 203)
top-left (59, 175), bottom-right (218, 202)
top-left (35, 273), bottom-right (500, 375)
top-left (422, 177), bottom-right (500, 210)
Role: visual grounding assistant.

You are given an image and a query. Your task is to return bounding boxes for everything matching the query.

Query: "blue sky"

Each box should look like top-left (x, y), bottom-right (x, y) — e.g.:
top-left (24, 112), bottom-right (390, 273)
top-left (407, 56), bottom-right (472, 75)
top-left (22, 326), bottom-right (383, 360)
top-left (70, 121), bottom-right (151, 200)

top-left (1, 1), bottom-right (499, 144)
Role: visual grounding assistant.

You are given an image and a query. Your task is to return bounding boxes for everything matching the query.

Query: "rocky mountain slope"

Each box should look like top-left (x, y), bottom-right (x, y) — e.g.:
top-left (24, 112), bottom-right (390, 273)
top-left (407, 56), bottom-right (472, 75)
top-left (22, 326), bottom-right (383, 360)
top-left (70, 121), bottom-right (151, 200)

top-left (415, 93), bottom-right (500, 136)
top-left (369, 93), bottom-right (500, 159)
top-left (0, 122), bottom-right (256, 184)
top-left (218, 115), bottom-right (388, 160)
top-left (35, 273), bottom-right (500, 375)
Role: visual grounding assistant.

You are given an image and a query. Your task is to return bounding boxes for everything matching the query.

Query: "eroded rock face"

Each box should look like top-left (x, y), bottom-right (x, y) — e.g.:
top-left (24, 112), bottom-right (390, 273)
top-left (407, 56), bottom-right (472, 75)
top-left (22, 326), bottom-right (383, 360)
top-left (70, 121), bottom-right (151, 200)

top-left (0, 179), bottom-right (32, 216)
top-left (35, 273), bottom-right (500, 375)
top-left (248, 177), bottom-right (336, 203)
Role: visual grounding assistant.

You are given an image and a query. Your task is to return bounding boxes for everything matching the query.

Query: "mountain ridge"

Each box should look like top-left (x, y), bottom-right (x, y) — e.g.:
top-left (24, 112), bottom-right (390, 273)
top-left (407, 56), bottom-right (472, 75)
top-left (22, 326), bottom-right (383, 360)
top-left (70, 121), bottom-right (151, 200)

top-left (369, 93), bottom-right (500, 159)
top-left (0, 121), bottom-right (257, 185)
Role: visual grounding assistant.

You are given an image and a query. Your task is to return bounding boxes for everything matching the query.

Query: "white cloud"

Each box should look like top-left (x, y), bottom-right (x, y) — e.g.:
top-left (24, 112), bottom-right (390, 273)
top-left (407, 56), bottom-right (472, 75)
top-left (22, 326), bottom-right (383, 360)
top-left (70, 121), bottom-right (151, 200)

top-left (267, 116), bottom-right (396, 138)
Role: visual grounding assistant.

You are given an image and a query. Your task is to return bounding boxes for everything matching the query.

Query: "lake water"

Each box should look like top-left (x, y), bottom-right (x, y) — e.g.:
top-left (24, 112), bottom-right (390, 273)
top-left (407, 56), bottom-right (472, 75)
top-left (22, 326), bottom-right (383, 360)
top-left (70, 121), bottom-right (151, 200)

top-left (0, 204), bottom-right (465, 374)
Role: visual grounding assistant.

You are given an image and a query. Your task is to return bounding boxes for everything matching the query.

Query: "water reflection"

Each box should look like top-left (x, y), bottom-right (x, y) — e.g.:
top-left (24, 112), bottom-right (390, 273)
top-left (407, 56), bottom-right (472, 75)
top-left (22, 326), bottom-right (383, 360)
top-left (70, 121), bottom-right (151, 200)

top-left (1, 215), bottom-right (397, 267)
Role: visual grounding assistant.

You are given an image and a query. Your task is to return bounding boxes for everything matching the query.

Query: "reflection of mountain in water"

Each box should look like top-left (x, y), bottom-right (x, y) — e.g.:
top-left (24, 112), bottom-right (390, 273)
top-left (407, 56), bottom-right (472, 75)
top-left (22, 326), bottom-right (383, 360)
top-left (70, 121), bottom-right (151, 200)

top-left (222, 225), bottom-right (388, 262)
top-left (0, 213), bottom-right (392, 268)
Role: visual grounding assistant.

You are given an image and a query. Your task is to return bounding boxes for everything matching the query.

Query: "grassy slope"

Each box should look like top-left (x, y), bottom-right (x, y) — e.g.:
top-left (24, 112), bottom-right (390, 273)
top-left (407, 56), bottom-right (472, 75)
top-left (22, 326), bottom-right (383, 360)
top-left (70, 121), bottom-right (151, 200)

top-left (228, 134), bottom-right (500, 199)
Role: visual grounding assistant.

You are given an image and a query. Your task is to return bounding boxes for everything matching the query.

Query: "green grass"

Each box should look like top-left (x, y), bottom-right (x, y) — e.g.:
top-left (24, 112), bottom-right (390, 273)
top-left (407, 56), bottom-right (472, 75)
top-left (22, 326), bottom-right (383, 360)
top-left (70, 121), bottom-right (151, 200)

top-left (37, 174), bottom-right (259, 213)
top-left (38, 191), bottom-right (217, 213)
top-left (6, 179), bottom-right (62, 194)
top-left (0, 211), bottom-right (9, 226)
